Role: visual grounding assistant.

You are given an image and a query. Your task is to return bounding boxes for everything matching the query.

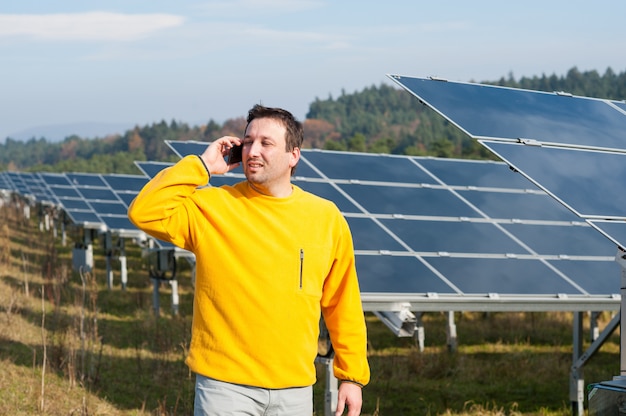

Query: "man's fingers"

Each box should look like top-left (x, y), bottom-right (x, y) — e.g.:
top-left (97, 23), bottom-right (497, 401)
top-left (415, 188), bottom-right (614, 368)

top-left (334, 399), bottom-right (346, 416)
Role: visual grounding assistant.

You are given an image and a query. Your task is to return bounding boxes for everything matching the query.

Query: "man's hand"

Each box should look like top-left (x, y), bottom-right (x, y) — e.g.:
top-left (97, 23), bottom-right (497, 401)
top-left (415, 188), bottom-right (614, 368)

top-left (199, 136), bottom-right (241, 175)
top-left (335, 382), bottom-right (363, 416)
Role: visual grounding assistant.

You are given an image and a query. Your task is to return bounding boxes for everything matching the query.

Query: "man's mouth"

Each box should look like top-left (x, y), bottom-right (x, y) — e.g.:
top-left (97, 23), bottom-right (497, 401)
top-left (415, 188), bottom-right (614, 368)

top-left (248, 159), bottom-right (263, 169)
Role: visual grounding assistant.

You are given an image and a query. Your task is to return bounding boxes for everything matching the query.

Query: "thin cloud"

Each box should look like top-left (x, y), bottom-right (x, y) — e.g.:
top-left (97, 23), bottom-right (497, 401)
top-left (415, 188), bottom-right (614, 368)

top-left (0, 12), bottom-right (185, 42)
top-left (194, 0), bottom-right (323, 16)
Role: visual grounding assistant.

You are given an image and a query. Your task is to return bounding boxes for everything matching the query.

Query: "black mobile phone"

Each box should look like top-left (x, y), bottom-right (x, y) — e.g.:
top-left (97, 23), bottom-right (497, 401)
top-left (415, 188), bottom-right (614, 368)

top-left (227, 144), bottom-right (243, 164)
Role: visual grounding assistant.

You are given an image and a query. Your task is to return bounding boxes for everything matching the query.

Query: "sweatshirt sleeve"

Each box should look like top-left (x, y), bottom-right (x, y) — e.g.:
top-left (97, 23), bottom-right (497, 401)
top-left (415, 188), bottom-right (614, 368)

top-left (320, 215), bottom-right (370, 387)
top-left (128, 155), bottom-right (209, 250)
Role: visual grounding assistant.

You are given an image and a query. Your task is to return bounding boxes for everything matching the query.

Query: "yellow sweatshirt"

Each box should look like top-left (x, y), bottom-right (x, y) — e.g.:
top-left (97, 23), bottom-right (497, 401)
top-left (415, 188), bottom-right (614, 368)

top-left (128, 155), bottom-right (370, 388)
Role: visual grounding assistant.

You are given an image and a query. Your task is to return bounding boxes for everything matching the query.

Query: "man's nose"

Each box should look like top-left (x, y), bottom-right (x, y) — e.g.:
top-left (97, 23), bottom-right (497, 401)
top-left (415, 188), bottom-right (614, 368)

top-left (247, 140), bottom-right (262, 156)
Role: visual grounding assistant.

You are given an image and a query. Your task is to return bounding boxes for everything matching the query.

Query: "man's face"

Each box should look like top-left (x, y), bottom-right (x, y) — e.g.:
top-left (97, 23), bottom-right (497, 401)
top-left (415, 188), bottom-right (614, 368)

top-left (242, 117), bottom-right (299, 196)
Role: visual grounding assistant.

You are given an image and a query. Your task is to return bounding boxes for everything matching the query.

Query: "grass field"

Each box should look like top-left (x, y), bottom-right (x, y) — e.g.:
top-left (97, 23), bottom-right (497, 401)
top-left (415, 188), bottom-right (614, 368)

top-left (0, 201), bottom-right (620, 415)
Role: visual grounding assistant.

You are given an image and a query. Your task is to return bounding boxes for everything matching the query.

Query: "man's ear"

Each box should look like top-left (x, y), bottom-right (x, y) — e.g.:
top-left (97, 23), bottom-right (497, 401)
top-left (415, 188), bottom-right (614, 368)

top-left (289, 147), bottom-right (301, 169)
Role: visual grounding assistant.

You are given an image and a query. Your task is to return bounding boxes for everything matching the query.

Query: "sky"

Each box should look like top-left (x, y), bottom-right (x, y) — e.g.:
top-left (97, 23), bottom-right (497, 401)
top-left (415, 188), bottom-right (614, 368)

top-left (2, 0), bottom-right (626, 142)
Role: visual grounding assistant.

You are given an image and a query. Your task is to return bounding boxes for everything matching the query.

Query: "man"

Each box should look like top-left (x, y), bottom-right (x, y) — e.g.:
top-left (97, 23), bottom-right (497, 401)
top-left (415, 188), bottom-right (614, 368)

top-left (128, 105), bottom-right (370, 415)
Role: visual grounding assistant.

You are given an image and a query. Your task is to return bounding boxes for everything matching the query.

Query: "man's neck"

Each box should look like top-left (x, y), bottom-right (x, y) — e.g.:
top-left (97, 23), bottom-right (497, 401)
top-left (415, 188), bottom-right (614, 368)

top-left (248, 181), bottom-right (293, 198)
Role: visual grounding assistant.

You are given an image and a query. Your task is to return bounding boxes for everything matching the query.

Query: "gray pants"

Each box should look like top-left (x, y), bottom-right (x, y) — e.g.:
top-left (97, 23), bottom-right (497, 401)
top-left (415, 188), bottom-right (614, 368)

top-left (194, 374), bottom-right (313, 416)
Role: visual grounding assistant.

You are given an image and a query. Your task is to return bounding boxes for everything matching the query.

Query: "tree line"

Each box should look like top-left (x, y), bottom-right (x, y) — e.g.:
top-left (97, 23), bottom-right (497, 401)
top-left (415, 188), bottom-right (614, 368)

top-left (1, 66), bottom-right (624, 175)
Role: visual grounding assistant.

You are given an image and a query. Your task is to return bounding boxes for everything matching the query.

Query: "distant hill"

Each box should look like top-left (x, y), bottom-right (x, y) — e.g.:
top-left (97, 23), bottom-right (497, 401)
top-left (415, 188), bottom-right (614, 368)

top-left (6, 122), bottom-right (136, 142)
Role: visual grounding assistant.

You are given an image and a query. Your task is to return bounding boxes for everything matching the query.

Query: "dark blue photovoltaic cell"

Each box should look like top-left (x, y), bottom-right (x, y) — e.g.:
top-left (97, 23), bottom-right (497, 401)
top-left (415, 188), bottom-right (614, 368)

top-left (501, 223), bottom-right (616, 256)
top-left (457, 189), bottom-right (579, 221)
top-left (589, 221), bottom-right (626, 249)
top-left (135, 161), bottom-right (172, 178)
top-left (76, 188), bottom-right (118, 201)
top-left (48, 186), bottom-right (81, 198)
top-left (100, 216), bottom-right (138, 231)
top-left (481, 141), bottom-right (626, 219)
top-left (301, 151), bottom-right (437, 184)
top-left (547, 260), bottom-right (619, 295)
top-left (58, 198), bottom-right (91, 210)
top-left (102, 174), bottom-right (148, 192)
top-left (167, 140), bottom-right (210, 157)
top-left (427, 257), bottom-right (584, 294)
top-left (415, 158), bottom-right (532, 189)
top-left (117, 193), bottom-right (138, 207)
top-left (89, 201), bottom-right (128, 216)
top-left (346, 217), bottom-right (405, 251)
top-left (294, 181), bottom-right (359, 213)
top-left (293, 157), bottom-right (321, 179)
top-left (338, 184), bottom-right (477, 217)
top-left (355, 255), bottom-right (456, 293)
top-left (64, 210), bottom-right (102, 224)
top-left (40, 173), bottom-right (72, 186)
top-left (390, 75), bottom-right (626, 150)
top-left (381, 219), bottom-right (527, 254)
top-left (613, 101), bottom-right (626, 112)
top-left (66, 173), bottom-right (106, 187)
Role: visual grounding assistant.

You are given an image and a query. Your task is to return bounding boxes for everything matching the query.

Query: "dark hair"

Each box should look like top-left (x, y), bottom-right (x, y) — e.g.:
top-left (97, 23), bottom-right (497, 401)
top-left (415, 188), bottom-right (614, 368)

top-left (245, 104), bottom-right (303, 152)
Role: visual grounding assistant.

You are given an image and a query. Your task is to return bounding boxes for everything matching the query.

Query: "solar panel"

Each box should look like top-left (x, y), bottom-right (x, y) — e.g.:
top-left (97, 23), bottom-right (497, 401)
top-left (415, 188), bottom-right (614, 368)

top-left (387, 75), bottom-right (626, 151)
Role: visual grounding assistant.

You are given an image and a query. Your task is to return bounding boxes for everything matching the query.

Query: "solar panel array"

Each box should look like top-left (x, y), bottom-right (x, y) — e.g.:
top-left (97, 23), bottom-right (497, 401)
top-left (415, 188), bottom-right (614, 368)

top-left (1, 170), bottom-right (147, 238)
top-left (164, 140), bottom-right (619, 311)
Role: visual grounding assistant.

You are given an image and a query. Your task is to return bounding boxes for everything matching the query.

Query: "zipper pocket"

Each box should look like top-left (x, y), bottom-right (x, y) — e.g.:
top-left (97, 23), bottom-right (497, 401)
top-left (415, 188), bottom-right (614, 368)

top-left (299, 248), bottom-right (304, 289)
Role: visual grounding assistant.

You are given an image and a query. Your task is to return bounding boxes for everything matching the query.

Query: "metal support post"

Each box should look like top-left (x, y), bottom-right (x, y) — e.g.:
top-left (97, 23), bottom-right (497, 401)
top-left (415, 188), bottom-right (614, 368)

top-left (119, 238), bottom-right (127, 291)
top-left (620, 253), bottom-right (626, 377)
top-left (314, 355), bottom-right (338, 416)
top-left (590, 312), bottom-right (600, 341)
top-left (570, 311), bottom-right (584, 416)
top-left (572, 311), bottom-right (620, 415)
top-left (170, 279), bottom-right (179, 315)
top-left (414, 312), bottom-right (425, 352)
top-left (104, 232), bottom-right (114, 290)
top-left (447, 311), bottom-right (457, 352)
